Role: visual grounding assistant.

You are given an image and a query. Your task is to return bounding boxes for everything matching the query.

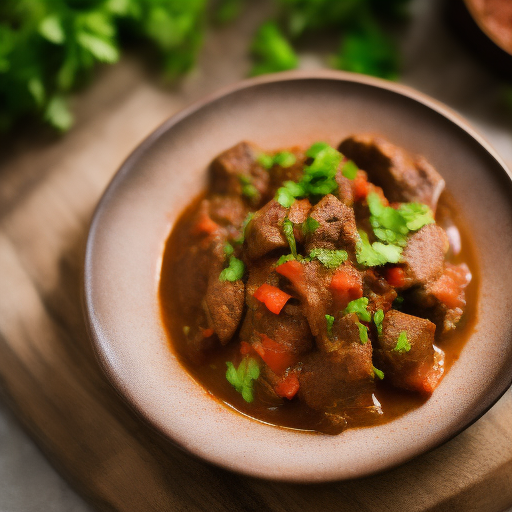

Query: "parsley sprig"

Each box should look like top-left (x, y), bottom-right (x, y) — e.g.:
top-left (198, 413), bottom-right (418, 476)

top-left (393, 330), bottom-right (411, 352)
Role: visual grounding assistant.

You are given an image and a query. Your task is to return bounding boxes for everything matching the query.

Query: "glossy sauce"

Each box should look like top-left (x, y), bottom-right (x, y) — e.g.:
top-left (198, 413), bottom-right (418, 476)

top-left (159, 192), bottom-right (479, 433)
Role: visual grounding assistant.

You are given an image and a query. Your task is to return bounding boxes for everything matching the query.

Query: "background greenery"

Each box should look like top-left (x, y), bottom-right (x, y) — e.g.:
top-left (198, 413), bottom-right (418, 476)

top-left (0, 0), bottom-right (410, 133)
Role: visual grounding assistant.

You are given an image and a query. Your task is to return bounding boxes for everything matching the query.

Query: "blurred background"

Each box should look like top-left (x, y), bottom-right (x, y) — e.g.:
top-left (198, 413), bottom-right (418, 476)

top-left (0, 0), bottom-right (511, 510)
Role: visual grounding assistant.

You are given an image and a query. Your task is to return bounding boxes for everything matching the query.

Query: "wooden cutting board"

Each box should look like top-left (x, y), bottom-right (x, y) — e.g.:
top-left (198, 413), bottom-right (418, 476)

top-left (1, 6), bottom-right (512, 511)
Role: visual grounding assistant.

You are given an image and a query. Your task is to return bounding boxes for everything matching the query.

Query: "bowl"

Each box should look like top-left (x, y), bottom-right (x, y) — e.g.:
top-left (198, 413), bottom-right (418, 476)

top-left (84, 70), bottom-right (512, 482)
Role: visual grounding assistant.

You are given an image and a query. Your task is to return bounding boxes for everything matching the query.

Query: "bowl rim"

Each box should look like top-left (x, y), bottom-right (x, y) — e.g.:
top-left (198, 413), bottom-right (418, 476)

top-left (84, 69), bottom-right (512, 482)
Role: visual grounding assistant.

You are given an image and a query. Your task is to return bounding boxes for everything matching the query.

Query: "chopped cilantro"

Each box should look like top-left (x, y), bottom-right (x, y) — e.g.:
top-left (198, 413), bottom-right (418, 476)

top-left (226, 358), bottom-right (260, 403)
top-left (393, 295), bottom-right (405, 310)
top-left (302, 216), bottom-right (320, 235)
top-left (374, 309), bottom-right (384, 336)
top-left (357, 321), bottom-right (368, 344)
top-left (372, 365), bottom-right (385, 380)
top-left (276, 253), bottom-right (297, 266)
top-left (239, 175), bottom-right (258, 199)
top-left (341, 160), bottom-right (358, 180)
top-left (219, 257), bottom-right (245, 282)
top-left (257, 153), bottom-right (274, 169)
top-left (356, 230), bottom-right (403, 267)
top-left (399, 202), bottom-right (435, 231)
top-left (393, 330), bottom-right (411, 352)
top-left (224, 242), bottom-right (234, 256)
top-left (274, 151), bottom-right (297, 168)
top-left (325, 314), bottom-right (335, 337)
top-left (276, 187), bottom-right (296, 208)
top-left (344, 297), bottom-right (371, 322)
top-left (306, 142), bottom-right (331, 158)
top-left (282, 218), bottom-right (297, 258)
top-left (234, 212), bottom-right (254, 244)
top-left (309, 248), bottom-right (348, 269)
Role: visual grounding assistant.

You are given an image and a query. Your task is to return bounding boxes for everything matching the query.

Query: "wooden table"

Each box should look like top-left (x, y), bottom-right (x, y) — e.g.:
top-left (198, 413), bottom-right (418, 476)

top-left (1, 1), bottom-right (512, 510)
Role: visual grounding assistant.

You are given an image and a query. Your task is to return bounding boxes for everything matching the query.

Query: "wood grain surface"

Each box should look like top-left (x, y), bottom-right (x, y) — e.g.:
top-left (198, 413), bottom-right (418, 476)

top-left (1, 2), bottom-right (512, 511)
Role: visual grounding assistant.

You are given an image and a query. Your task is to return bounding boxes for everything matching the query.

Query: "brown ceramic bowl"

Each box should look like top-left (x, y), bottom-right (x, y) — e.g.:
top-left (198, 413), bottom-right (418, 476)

top-left (84, 70), bottom-right (512, 482)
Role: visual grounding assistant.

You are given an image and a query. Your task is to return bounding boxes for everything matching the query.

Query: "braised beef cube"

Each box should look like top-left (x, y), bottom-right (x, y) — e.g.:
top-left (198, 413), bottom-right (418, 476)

top-left (254, 365), bottom-right (284, 406)
top-left (209, 141), bottom-right (269, 203)
top-left (338, 135), bottom-right (445, 213)
top-left (323, 312), bottom-right (362, 353)
top-left (377, 310), bottom-right (444, 395)
top-left (288, 198), bottom-right (312, 244)
top-left (335, 171), bottom-right (354, 206)
top-left (204, 278), bottom-right (245, 345)
top-left (305, 194), bottom-right (358, 253)
top-left (244, 200), bottom-right (288, 260)
top-left (208, 195), bottom-right (248, 229)
top-left (402, 225), bottom-right (449, 287)
top-left (298, 341), bottom-right (378, 415)
top-left (363, 270), bottom-right (397, 314)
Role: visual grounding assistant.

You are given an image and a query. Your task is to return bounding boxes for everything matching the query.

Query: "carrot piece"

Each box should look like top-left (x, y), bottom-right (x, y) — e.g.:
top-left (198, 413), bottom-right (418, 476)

top-left (202, 328), bottom-right (214, 338)
top-left (330, 267), bottom-right (363, 308)
top-left (353, 172), bottom-right (370, 201)
top-left (275, 259), bottom-right (304, 285)
top-left (253, 334), bottom-right (296, 375)
top-left (253, 283), bottom-right (291, 315)
top-left (385, 266), bottom-right (407, 288)
top-left (275, 373), bottom-right (300, 399)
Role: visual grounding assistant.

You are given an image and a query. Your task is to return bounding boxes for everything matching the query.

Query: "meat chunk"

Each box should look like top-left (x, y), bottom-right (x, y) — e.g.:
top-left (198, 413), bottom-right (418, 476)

top-left (402, 225), bottom-right (449, 287)
top-left (203, 237), bottom-right (245, 344)
top-left (298, 336), bottom-right (379, 433)
top-left (288, 198), bottom-right (312, 245)
top-left (305, 194), bottom-right (358, 253)
top-left (338, 135), bottom-right (445, 212)
top-left (267, 148), bottom-right (306, 199)
top-left (376, 310), bottom-right (444, 394)
top-left (209, 141), bottom-right (269, 204)
top-left (335, 171), bottom-right (354, 206)
top-left (244, 200), bottom-right (288, 260)
top-left (208, 195), bottom-right (248, 229)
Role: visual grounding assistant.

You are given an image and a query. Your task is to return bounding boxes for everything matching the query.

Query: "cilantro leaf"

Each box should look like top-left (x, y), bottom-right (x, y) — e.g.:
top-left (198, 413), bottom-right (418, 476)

top-left (398, 202), bottom-right (435, 231)
top-left (344, 297), bottom-right (371, 322)
top-left (393, 330), bottom-right (411, 352)
top-left (374, 309), bottom-right (384, 336)
top-left (226, 358), bottom-right (260, 403)
top-left (239, 175), bottom-right (258, 199)
top-left (258, 153), bottom-right (274, 169)
top-left (357, 321), bottom-right (368, 344)
top-left (282, 218), bottom-right (297, 258)
top-left (341, 160), bottom-right (358, 180)
top-left (356, 230), bottom-right (402, 267)
top-left (258, 151), bottom-right (296, 169)
top-left (250, 21), bottom-right (298, 76)
top-left (325, 314), bottom-right (335, 337)
top-left (372, 365), bottom-right (385, 380)
top-left (306, 142), bottom-right (330, 158)
top-left (219, 256), bottom-right (245, 282)
top-left (276, 253), bottom-right (296, 266)
top-left (309, 248), bottom-right (348, 268)
top-left (276, 180), bottom-right (306, 208)
top-left (224, 242), bottom-right (234, 256)
top-left (302, 217), bottom-right (320, 235)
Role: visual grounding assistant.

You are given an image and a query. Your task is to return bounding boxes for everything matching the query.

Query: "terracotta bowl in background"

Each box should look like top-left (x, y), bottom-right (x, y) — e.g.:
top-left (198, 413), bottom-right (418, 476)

top-left (84, 71), bottom-right (512, 482)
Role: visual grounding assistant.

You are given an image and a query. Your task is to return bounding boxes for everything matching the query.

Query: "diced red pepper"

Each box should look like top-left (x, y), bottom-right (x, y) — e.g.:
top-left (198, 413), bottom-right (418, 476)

top-left (385, 266), bottom-right (407, 288)
top-left (330, 267), bottom-right (363, 308)
top-left (353, 172), bottom-right (370, 201)
top-left (253, 283), bottom-right (291, 314)
top-left (275, 373), bottom-right (300, 399)
top-left (252, 334), bottom-right (296, 375)
top-left (275, 259), bottom-right (304, 286)
top-left (193, 213), bottom-right (219, 236)
top-left (202, 328), bottom-right (214, 338)
top-left (430, 274), bottom-right (461, 309)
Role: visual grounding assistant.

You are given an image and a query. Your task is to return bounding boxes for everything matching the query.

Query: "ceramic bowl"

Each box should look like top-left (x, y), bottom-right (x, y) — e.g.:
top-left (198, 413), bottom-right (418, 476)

top-left (84, 70), bottom-right (512, 482)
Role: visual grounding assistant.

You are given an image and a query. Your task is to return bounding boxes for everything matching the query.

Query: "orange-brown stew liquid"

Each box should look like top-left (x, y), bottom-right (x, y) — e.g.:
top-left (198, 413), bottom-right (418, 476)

top-left (159, 191), bottom-right (479, 433)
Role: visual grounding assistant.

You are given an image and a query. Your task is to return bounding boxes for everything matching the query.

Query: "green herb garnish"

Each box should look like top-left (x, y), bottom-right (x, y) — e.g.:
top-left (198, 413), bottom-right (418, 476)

top-left (344, 297), bottom-right (371, 322)
top-left (309, 248), bottom-right (348, 268)
top-left (301, 217), bottom-right (320, 235)
top-left (393, 330), bottom-right (411, 352)
top-left (372, 365), bottom-right (385, 380)
top-left (356, 230), bottom-right (402, 267)
top-left (224, 242), bottom-right (234, 256)
top-left (341, 160), bottom-right (358, 180)
top-left (219, 257), bottom-right (245, 282)
top-left (393, 295), bottom-right (404, 310)
top-left (374, 309), bottom-right (384, 336)
top-left (357, 321), bottom-right (368, 344)
top-left (226, 358), bottom-right (260, 403)
top-left (239, 175), bottom-right (258, 199)
top-left (283, 218), bottom-right (297, 258)
top-left (258, 151), bottom-right (297, 169)
top-left (325, 314), bottom-right (335, 337)
top-left (276, 253), bottom-right (296, 266)
top-left (398, 202), bottom-right (435, 231)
